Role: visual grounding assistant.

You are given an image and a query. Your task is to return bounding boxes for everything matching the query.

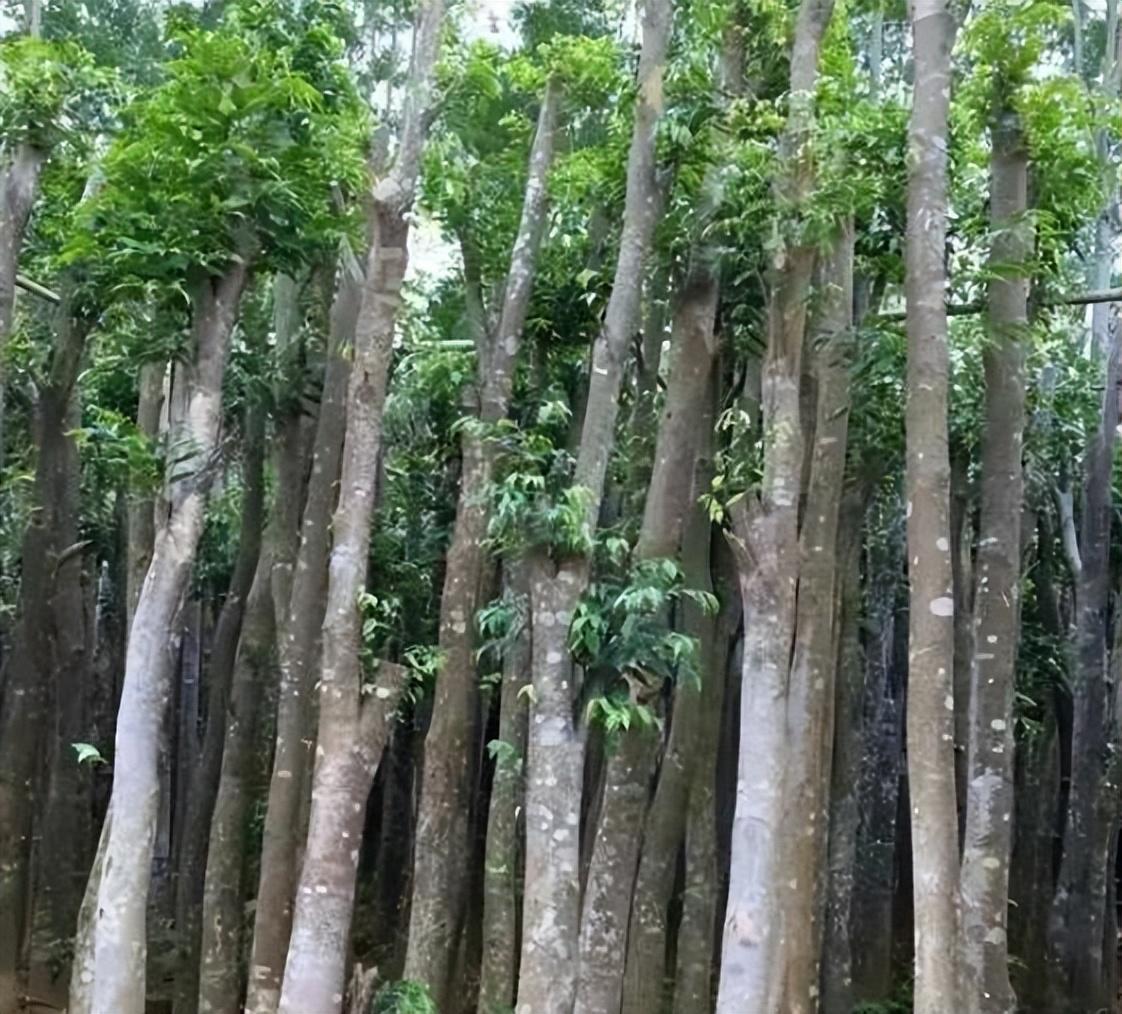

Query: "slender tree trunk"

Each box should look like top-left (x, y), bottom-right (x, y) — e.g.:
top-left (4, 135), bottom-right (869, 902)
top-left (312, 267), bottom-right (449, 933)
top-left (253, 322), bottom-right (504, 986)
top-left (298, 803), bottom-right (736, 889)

top-left (126, 361), bottom-right (167, 634)
top-left (516, 554), bottom-right (586, 1014)
top-left (958, 111), bottom-right (1030, 1014)
top-left (477, 562), bottom-right (531, 1014)
top-left (0, 302), bottom-right (92, 1013)
top-left (664, 429), bottom-right (739, 1014)
top-left (575, 270), bottom-right (718, 1014)
top-left (88, 264), bottom-right (248, 1014)
top-left (715, 3), bottom-right (836, 1007)
top-left (276, 7), bottom-right (443, 1012)
top-left (516, 4), bottom-right (671, 1009)
top-left (778, 222), bottom-right (854, 1012)
top-left (404, 78), bottom-right (559, 1008)
top-left (173, 405), bottom-right (267, 1014)
top-left (198, 546), bottom-right (278, 1014)
top-left (0, 143), bottom-right (46, 472)
top-left (245, 278), bottom-right (355, 1014)
top-left (903, 0), bottom-right (961, 1008)
top-left (819, 488), bottom-right (868, 1013)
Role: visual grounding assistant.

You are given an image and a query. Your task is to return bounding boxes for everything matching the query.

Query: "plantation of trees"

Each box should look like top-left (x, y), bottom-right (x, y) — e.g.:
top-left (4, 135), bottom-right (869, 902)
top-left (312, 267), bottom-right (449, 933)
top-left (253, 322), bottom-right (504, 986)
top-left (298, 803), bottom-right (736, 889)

top-left (1, 0), bottom-right (1122, 1011)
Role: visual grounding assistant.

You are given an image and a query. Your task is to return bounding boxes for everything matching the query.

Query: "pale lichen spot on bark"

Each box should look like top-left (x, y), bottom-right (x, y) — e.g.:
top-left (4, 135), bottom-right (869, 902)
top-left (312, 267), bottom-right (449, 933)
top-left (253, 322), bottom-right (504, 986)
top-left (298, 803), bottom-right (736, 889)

top-left (929, 596), bottom-right (954, 617)
top-left (935, 536), bottom-right (950, 551)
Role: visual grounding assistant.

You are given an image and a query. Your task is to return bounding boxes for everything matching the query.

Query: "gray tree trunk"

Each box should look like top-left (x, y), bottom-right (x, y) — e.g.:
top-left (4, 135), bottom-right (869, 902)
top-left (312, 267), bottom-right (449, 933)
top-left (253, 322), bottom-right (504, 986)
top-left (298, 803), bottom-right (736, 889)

top-left (958, 111), bottom-right (1030, 1014)
top-left (88, 264), bottom-right (248, 1014)
top-left (903, 0), bottom-right (962, 1007)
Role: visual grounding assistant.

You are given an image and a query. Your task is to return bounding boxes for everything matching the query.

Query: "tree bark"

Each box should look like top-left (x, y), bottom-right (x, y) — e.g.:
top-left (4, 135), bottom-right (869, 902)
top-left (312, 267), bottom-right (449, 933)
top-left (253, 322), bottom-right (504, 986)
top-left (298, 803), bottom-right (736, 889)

top-left (0, 142), bottom-right (46, 470)
top-left (958, 111), bottom-right (1030, 1014)
top-left (126, 361), bottom-right (166, 636)
top-left (515, 4), bottom-right (671, 1010)
top-left (88, 264), bottom-right (248, 1014)
top-left (172, 404), bottom-right (267, 1014)
top-left (198, 545), bottom-right (279, 1014)
top-left (819, 488), bottom-right (868, 1014)
top-left (715, 3), bottom-right (837, 1008)
top-left (575, 270), bottom-right (718, 1014)
top-left (404, 78), bottom-right (559, 1008)
top-left (903, 0), bottom-right (962, 1007)
top-left (477, 562), bottom-right (532, 1014)
top-left (244, 276), bottom-right (355, 1014)
top-left (275, 6), bottom-right (444, 1012)
top-left (0, 298), bottom-right (92, 1010)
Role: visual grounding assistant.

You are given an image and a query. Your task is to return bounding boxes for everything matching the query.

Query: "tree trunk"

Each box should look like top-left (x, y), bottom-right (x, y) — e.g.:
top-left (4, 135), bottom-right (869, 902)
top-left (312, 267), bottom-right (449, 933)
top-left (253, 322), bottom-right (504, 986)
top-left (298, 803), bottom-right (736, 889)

top-left (516, 4), bottom-right (671, 1009)
top-left (88, 264), bottom-right (248, 1014)
top-left (198, 546), bottom-right (279, 1014)
top-left (477, 562), bottom-right (531, 1014)
top-left (276, 6), bottom-right (443, 1012)
top-left (515, 554), bottom-right (586, 1014)
top-left (245, 280), bottom-right (355, 1014)
top-left (958, 111), bottom-right (1029, 1014)
top-left (715, 4), bottom-right (836, 1007)
top-left (0, 142), bottom-right (46, 470)
top-left (819, 488), bottom-right (869, 1014)
top-left (0, 303), bottom-right (92, 1013)
top-left (404, 78), bottom-right (559, 1008)
top-left (127, 362), bottom-right (167, 635)
top-left (173, 404), bottom-right (267, 1014)
top-left (903, 0), bottom-right (961, 1007)
top-left (778, 222), bottom-right (854, 1012)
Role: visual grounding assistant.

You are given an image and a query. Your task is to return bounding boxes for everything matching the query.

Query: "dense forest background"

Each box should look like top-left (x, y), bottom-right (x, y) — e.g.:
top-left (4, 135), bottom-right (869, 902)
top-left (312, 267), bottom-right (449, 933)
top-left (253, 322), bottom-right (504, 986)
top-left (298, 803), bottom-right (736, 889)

top-left (0, 0), bottom-right (1120, 1012)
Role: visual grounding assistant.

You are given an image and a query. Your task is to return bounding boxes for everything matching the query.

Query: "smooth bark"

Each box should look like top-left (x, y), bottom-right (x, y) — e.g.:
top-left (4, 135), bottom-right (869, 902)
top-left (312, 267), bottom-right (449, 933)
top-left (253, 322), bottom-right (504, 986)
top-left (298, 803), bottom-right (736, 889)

top-left (276, 5), bottom-right (443, 1011)
top-left (958, 111), bottom-right (1030, 1014)
top-left (903, 0), bottom-right (961, 1007)
top-left (88, 264), bottom-right (248, 1014)
top-left (404, 78), bottom-right (559, 1008)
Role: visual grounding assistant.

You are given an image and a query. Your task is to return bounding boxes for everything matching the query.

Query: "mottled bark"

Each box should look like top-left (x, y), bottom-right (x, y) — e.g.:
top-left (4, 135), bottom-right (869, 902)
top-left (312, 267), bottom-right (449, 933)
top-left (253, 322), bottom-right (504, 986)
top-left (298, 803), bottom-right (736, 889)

top-left (575, 269), bottom-right (718, 1014)
top-left (516, 2), bottom-right (672, 1008)
top-left (88, 264), bottom-right (248, 1014)
top-left (276, 6), bottom-right (443, 1012)
top-left (959, 112), bottom-right (1029, 1014)
top-left (173, 405), bottom-right (267, 1014)
top-left (516, 555), bottom-right (585, 1014)
top-left (477, 563), bottom-right (531, 1014)
top-left (715, 2), bottom-right (837, 1006)
top-left (245, 277), bottom-right (355, 1014)
top-left (903, 0), bottom-right (961, 1007)
top-left (404, 79), bottom-right (559, 1008)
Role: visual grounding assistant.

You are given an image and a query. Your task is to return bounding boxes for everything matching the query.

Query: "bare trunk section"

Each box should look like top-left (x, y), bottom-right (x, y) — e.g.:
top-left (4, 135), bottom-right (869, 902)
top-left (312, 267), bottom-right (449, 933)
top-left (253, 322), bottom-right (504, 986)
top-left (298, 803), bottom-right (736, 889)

top-left (404, 79), bottom-right (559, 1008)
top-left (477, 562), bottom-right (532, 1014)
top-left (575, 271), bottom-right (718, 1014)
top-left (172, 405), bottom-right (267, 1014)
top-left (276, 7), bottom-right (444, 1012)
top-left (88, 264), bottom-right (248, 1014)
top-left (958, 112), bottom-right (1029, 1014)
top-left (819, 488), bottom-right (867, 1014)
top-left (778, 223), bottom-right (854, 1012)
top-left (197, 545), bottom-right (277, 1014)
top-left (0, 142), bottom-right (46, 470)
top-left (0, 298), bottom-right (91, 1012)
top-left (245, 277), bottom-right (356, 1014)
top-left (516, 555), bottom-right (585, 1014)
top-left (516, 5), bottom-right (671, 1010)
top-left (715, 2), bottom-right (836, 1007)
top-left (903, 0), bottom-right (961, 1007)
top-left (1048, 222), bottom-right (1121, 1011)
top-left (127, 362), bottom-right (167, 634)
